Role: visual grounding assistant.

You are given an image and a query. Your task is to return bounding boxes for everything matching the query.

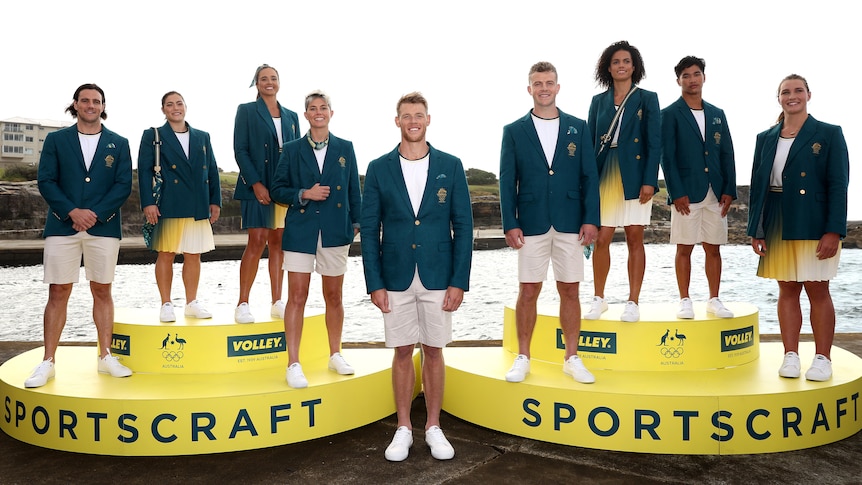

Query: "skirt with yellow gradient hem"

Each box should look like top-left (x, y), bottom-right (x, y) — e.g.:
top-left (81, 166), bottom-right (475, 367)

top-left (757, 192), bottom-right (840, 282)
top-left (241, 200), bottom-right (288, 230)
top-left (152, 217), bottom-right (215, 254)
top-left (599, 149), bottom-right (652, 227)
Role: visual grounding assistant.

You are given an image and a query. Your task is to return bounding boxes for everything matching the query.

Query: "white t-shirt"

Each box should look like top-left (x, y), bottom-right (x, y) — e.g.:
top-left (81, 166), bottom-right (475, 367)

top-left (611, 106), bottom-right (625, 146)
top-left (273, 117), bottom-right (283, 148)
top-left (770, 137), bottom-right (794, 187)
top-left (691, 109), bottom-right (706, 141)
top-left (174, 131), bottom-right (190, 158)
top-left (314, 145), bottom-right (327, 173)
top-left (531, 113), bottom-right (559, 167)
top-left (400, 153), bottom-right (429, 216)
top-left (78, 132), bottom-right (101, 170)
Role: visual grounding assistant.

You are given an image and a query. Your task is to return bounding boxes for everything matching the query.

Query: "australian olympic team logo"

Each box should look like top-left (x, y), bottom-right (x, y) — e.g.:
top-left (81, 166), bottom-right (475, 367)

top-left (159, 332), bottom-right (187, 362)
top-left (657, 328), bottom-right (686, 359)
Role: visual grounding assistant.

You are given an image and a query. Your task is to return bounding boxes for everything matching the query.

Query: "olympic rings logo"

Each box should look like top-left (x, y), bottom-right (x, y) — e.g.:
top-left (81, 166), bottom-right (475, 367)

top-left (162, 351), bottom-right (185, 362)
top-left (659, 347), bottom-right (684, 359)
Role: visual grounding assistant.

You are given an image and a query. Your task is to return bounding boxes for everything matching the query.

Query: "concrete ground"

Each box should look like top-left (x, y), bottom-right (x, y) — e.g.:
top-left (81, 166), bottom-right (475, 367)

top-left (1, 335), bottom-right (861, 485)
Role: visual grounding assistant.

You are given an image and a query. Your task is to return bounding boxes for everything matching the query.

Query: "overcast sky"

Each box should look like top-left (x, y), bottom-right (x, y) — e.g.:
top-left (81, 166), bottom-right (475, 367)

top-left (4, 0), bottom-right (858, 219)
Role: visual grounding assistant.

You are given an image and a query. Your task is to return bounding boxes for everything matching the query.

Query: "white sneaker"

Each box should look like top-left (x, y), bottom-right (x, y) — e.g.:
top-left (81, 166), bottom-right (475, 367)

top-left (24, 359), bottom-right (55, 388)
top-left (620, 301), bottom-right (640, 322)
top-left (159, 302), bottom-right (176, 322)
top-left (425, 425), bottom-right (455, 460)
top-left (234, 302), bottom-right (255, 324)
top-left (583, 296), bottom-right (609, 320)
top-left (271, 300), bottom-right (286, 319)
top-left (385, 426), bottom-right (413, 462)
top-left (184, 300), bottom-right (212, 319)
top-left (328, 352), bottom-right (355, 375)
top-left (677, 298), bottom-right (694, 319)
top-left (286, 362), bottom-right (308, 388)
top-left (505, 354), bottom-right (530, 382)
top-left (779, 351), bottom-right (801, 378)
top-left (563, 355), bottom-right (595, 384)
top-left (706, 297), bottom-right (734, 318)
top-left (805, 354), bottom-right (832, 381)
top-left (98, 355), bottom-right (133, 378)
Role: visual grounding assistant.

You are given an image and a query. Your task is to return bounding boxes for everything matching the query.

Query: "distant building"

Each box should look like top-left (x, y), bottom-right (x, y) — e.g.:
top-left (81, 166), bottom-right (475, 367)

top-left (1, 117), bottom-right (72, 168)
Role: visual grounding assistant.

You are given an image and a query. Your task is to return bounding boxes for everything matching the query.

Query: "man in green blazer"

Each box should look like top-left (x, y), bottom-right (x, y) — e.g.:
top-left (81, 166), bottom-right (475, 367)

top-left (270, 90), bottom-right (361, 388)
top-left (27, 83), bottom-right (133, 388)
top-left (499, 62), bottom-right (600, 385)
top-left (660, 56), bottom-right (737, 320)
top-left (361, 92), bottom-right (472, 462)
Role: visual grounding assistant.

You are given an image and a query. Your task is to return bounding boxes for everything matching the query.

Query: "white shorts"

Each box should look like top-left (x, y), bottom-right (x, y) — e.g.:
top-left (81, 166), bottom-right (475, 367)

top-left (383, 270), bottom-right (452, 348)
top-left (43, 232), bottom-right (120, 284)
top-left (670, 190), bottom-right (728, 246)
top-left (283, 235), bottom-right (349, 276)
top-left (518, 228), bottom-right (585, 283)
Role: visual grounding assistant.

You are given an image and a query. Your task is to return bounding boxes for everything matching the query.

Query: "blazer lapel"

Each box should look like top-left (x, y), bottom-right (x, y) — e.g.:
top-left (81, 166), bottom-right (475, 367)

top-left (761, 125), bottom-right (780, 178)
top-left (416, 148), bottom-right (440, 217)
top-left (255, 98), bottom-right (278, 142)
top-left (618, 88), bottom-right (641, 134)
top-left (519, 112), bottom-right (548, 168)
top-left (683, 101), bottom-right (704, 142)
top-left (298, 140), bottom-right (322, 182)
top-left (385, 147), bottom-right (414, 212)
top-left (160, 124), bottom-right (188, 163)
top-left (785, 117), bottom-right (816, 170)
top-left (279, 105), bottom-right (296, 143)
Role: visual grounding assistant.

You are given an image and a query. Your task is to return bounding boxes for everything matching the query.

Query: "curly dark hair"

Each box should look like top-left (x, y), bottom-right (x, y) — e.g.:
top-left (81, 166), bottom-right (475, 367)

top-left (594, 40), bottom-right (646, 88)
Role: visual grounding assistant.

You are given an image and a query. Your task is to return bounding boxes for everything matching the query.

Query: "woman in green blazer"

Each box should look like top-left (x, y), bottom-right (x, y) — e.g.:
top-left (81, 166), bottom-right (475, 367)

top-left (748, 74), bottom-right (849, 382)
top-left (139, 92), bottom-right (221, 322)
top-left (233, 64), bottom-right (301, 323)
top-left (586, 40), bottom-right (661, 323)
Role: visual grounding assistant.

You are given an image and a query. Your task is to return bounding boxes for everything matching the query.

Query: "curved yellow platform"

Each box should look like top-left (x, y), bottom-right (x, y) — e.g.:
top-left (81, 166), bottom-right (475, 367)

top-left (0, 308), bottom-right (418, 456)
top-left (504, 303), bottom-right (760, 371)
top-left (444, 304), bottom-right (862, 454)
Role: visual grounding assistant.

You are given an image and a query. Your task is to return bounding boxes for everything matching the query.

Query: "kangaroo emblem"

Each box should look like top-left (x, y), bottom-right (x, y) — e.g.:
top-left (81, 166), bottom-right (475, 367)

top-left (657, 329), bottom-right (670, 346)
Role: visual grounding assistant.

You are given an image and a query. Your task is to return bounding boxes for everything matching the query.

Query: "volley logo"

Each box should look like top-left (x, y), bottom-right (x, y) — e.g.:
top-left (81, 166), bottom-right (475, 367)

top-left (721, 326), bottom-right (755, 352)
top-left (111, 334), bottom-right (131, 356)
top-left (227, 333), bottom-right (286, 357)
top-left (555, 329), bottom-right (617, 354)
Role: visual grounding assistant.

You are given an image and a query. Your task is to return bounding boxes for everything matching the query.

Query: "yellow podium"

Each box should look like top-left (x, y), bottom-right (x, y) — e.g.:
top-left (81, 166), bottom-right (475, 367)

top-left (0, 307), bottom-right (417, 456)
top-left (444, 303), bottom-right (862, 454)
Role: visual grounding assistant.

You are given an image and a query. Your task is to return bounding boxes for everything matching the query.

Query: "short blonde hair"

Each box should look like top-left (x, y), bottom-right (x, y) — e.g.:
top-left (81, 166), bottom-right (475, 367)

top-left (396, 91), bottom-right (428, 115)
top-left (305, 90), bottom-right (332, 110)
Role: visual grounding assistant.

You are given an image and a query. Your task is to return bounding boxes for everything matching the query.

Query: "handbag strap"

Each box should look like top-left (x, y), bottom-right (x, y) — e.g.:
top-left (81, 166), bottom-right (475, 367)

top-left (152, 127), bottom-right (161, 174)
top-left (599, 85), bottom-right (639, 150)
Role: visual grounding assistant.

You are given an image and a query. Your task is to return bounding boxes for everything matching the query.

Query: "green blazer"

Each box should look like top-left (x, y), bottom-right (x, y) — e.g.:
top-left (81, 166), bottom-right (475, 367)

top-left (270, 134), bottom-right (361, 254)
top-left (232, 98), bottom-right (300, 200)
top-left (37, 125), bottom-right (132, 239)
top-left (660, 97), bottom-right (736, 204)
top-left (361, 144), bottom-right (473, 293)
top-left (588, 87), bottom-right (661, 199)
top-left (138, 122), bottom-right (221, 220)
top-left (499, 110), bottom-right (600, 235)
top-left (747, 116), bottom-right (849, 240)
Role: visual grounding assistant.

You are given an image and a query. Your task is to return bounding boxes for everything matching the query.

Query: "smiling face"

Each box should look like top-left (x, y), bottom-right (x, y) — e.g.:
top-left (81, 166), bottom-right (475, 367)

top-left (527, 70), bottom-right (559, 109)
top-left (304, 96), bottom-right (332, 129)
top-left (161, 93), bottom-right (186, 123)
top-left (778, 78), bottom-right (810, 116)
top-left (609, 49), bottom-right (634, 83)
top-left (395, 102), bottom-right (430, 143)
top-left (256, 67), bottom-right (279, 98)
top-left (677, 64), bottom-right (705, 96)
top-left (73, 89), bottom-right (104, 124)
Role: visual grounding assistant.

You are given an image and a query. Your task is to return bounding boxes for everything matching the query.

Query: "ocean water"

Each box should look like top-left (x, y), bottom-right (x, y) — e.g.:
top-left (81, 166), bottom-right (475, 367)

top-left (2, 244), bottom-right (860, 343)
